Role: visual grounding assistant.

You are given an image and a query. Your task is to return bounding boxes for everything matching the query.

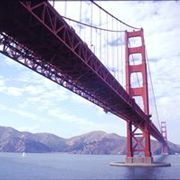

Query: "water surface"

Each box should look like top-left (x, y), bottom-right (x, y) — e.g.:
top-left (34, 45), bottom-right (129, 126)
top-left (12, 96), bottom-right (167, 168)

top-left (0, 153), bottom-right (179, 179)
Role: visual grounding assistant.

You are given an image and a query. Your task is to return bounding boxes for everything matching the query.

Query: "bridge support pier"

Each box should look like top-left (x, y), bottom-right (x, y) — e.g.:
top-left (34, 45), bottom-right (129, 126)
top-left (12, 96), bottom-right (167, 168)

top-left (126, 121), bottom-right (153, 164)
top-left (110, 29), bottom-right (171, 167)
top-left (124, 28), bottom-right (153, 165)
top-left (110, 29), bottom-right (170, 167)
top-left (125, 157), bottom-right (153, 164)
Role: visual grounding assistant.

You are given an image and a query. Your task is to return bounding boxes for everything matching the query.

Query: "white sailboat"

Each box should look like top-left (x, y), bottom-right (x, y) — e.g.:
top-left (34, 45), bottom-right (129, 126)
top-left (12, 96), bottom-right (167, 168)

top-left (22, 152), bottom-right (26, 157)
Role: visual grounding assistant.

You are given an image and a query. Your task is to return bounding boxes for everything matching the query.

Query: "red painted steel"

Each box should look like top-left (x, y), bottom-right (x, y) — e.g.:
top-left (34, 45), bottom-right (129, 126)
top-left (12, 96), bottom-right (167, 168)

top-left (0, 1), bottom-right (166, 146)
top-left (161, 121), bottom-right (168, 154)
top-left (125, 29), bottom-right (151, 160)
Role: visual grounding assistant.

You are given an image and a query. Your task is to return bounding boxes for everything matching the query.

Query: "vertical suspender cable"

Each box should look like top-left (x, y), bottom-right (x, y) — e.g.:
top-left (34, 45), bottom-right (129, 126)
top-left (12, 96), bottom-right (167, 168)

top-left (90, 0), bottom-right (140, 30)
top-left (52, 0), bottom-right (55, 7)
top-left (99, 6), bottom-right (102, 61)
top-left (90, 1), bottom-right (93, 51)
top-left (120, 29), bottom-right (123, 85)
top-left (146, 49), bottom-right (161, 130)
top-left (111, 18), bottom-right (115, 77)
top-left (94, 1), bottom-right (97, 56)
top-left (64, 0), bottom-right (67, 17)
top-left (120, 24), bottom-right (123, 86)
top-left (116, 22), bottom-right (120, 83)
top-left (64, 0), bottom-right (68, 24)
top-left (79, 0), bottom-right (82, 36)
top-left (106, 13), bottom-right (109, 67)
top-left (95, 29), bottom-right (97, 55)
top-left (83, 2), bottom-right (86, 42)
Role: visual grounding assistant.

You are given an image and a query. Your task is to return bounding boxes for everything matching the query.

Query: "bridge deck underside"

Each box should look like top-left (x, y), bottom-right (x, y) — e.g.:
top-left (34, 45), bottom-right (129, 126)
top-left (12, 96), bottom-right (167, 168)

top-left (0, 1), bottom-right (165, 143)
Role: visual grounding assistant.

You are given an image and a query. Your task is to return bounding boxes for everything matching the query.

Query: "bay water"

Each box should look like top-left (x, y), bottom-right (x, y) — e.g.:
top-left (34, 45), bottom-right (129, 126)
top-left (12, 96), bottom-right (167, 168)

top-left (0, 153), bottom-right (179, 179)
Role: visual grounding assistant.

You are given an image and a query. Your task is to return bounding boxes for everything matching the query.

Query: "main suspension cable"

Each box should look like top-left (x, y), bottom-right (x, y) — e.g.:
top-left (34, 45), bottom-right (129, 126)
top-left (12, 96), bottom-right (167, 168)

top-left (146, 48), bottom-right (161, 130)
top-left (62, 16), bottom-right (124, 33)
top-left (90, 0), bottom-right (140, 30)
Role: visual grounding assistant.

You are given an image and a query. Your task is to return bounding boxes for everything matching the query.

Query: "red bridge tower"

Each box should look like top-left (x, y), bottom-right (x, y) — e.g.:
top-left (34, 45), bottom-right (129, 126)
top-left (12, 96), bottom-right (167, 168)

top-left (161, 121), bottom-right (169, 154)
top-left (125, 28), bottom-right (152, 163)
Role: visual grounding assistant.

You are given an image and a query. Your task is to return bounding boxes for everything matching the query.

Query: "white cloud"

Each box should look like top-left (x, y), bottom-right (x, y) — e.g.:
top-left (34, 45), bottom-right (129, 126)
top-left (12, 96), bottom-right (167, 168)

top-left (0, 76), bottom-right (24, 96)
top-left (0, 1), bottom-right (179, 143)
top-left (0, 76), bottom-right (6, 92)
top-left (6, 87), bottom-right (24, 96)
top-left (48, 108), bottom-right (92, 125)
top-left (0, 104), bottom-right (38, 120)
top-left (17, 125), bottom-right (40, 133)
top-left (70, 93), bottom-right (93, 106)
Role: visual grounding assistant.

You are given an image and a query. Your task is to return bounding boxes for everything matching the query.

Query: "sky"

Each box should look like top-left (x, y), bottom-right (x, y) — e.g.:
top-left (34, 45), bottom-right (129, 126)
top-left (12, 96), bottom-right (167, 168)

top-left (0, 1), bottom-right (180, 144)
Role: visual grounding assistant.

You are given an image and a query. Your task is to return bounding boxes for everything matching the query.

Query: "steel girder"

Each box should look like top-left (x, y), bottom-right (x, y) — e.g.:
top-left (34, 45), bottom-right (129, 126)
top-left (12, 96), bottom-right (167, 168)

top-left (0, 32), bottom-right (131, 121)
top-left (0, 32), bottom-right (106, 110)
top-left (0, 1), bottom-right (165, 144)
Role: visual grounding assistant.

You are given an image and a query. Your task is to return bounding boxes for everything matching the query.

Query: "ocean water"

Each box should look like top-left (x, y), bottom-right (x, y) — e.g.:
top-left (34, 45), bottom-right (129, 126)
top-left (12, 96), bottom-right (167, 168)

top-left (0, 153), bottom-right (179, 180)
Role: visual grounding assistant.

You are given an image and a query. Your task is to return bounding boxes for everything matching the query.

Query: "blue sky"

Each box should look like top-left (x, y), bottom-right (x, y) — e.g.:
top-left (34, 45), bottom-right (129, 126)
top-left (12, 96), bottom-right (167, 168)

top-left (0, 55), bottom-right (124, 138)
top-left (0, 1), bottom-right (180, 144)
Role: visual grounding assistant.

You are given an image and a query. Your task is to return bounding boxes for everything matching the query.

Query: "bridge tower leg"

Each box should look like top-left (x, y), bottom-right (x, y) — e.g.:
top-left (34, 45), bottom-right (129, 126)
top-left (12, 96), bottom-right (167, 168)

top-left (125, 28), bottom-right (153, 164)
top-left (161, 121), bottom-right (169, 154)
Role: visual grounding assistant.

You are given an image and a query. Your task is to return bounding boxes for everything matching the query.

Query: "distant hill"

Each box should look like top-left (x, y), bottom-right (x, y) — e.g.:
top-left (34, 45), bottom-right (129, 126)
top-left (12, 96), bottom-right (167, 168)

top-left (66, 131), bottom-right (126, 154)
top-left (0, 126), bottom-right (179, 154)
top-left (0, 126), bottom-right (66, 153)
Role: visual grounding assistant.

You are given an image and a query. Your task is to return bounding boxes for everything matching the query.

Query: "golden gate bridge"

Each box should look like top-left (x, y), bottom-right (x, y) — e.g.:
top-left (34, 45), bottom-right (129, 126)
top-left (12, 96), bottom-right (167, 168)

top-left (0, 1), bottom-right (169, 166)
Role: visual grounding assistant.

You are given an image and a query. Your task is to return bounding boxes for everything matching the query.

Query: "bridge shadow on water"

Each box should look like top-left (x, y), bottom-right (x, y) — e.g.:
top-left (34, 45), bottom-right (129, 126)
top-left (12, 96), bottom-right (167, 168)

top-left (154, 154), bottom-right (170, 162)
top-left (122, 155), bottom-right (170, 179)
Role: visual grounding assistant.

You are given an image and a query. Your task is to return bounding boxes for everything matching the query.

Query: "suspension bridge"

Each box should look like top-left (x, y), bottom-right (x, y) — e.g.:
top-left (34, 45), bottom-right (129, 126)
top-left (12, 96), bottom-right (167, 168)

top-left (0, 1), bottom-right (169, 166)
